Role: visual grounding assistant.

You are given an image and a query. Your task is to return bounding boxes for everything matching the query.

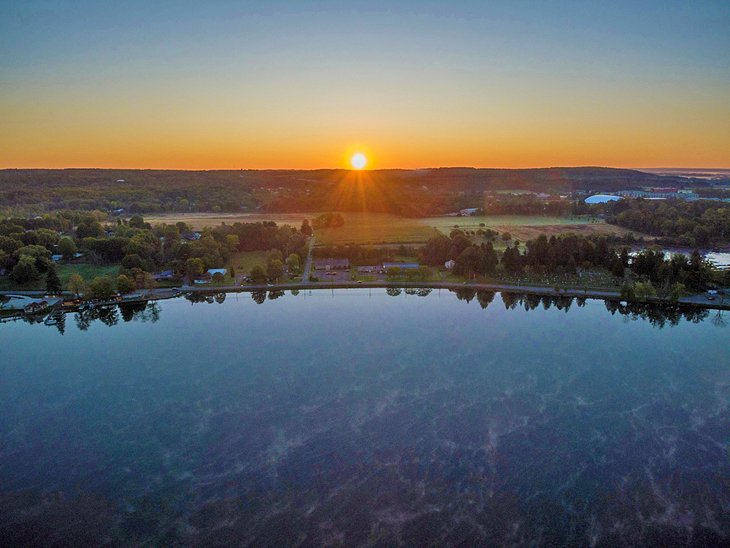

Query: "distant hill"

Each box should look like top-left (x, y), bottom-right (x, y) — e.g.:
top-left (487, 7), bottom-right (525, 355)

top-left (0, 167), bottom-right (701, 216)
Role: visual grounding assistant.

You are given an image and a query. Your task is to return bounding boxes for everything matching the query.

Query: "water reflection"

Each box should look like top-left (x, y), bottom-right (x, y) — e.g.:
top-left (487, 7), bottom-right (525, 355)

top-left (2, 289), bottom-right (725, 332)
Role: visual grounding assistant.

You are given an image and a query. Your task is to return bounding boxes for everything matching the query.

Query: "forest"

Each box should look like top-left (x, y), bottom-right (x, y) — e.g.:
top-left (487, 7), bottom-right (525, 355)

top-left (0, 167), bottom-right (703, 216)
top-left (0, 213), bottom-right (308, 295)
top-left (421, 230), bottom-right (724, 296)
top-left (605, 199), bottom-right (730, 247)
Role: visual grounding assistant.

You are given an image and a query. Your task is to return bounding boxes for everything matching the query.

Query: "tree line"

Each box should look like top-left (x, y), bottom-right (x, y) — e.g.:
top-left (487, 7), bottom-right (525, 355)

top-left (605, 199), bottom-right (730, 247)
top-left (420, 230), bottom-right (725, 296)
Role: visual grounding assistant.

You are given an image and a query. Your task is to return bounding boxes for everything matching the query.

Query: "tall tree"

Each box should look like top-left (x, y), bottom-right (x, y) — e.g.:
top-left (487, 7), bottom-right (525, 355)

top-left (67, 273), bottom-right (86, 297)
top-left (45, 263), bottom-right (62, 294)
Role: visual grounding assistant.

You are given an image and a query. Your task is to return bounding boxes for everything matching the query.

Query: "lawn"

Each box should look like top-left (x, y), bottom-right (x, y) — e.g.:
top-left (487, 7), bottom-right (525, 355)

top-left (58, 263), bottom-right (120, 285)
top-left (227, 250), bottom-right (268, 274)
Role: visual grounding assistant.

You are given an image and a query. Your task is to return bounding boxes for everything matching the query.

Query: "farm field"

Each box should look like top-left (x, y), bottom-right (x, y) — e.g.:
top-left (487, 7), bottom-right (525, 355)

top-left (419, 215), bottom-right (645, 244)
top-left (422, 215), bottom-right (598, 231)
top-left (143, 212), bottom-right (309, 230)
top-left (482, 221), bottom-right (641, 243)
top-left (314, 213), bottom-right (438, 245)
top-left (141, 212), bottom-right (645, 246)
top-left (143, 212), bottom-right (437, 245)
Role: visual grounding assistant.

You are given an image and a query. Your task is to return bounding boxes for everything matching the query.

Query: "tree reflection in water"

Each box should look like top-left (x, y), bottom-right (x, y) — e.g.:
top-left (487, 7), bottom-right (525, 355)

top-left (5, 290), bottom-right (723, 333)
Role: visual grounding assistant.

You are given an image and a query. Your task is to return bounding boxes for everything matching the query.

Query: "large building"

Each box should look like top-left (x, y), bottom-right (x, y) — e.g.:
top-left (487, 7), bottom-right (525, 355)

top-left (313, 258), bottom-right (350, 270)
top-left (585, 194), bottom-right (622, 204)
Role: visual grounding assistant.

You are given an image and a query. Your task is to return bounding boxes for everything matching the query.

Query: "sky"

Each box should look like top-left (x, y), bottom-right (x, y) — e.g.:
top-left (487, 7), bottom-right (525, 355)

top-left (1, 0), bottom-right (729, 170)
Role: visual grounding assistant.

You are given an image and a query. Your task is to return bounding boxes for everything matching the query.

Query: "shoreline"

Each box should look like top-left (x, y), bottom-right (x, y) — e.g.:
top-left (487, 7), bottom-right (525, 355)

top-left (3, 281), bottom-right (728, 313)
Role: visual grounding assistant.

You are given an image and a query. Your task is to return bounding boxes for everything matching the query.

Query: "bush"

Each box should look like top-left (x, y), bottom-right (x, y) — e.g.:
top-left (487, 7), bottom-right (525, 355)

top-left (117, 274), bottom-right (136, 294)
top-left (88, 276), bottom-right (115, 300)
top-left (634, 281), bottom-right (657, 301)
top-left (250, 265), bottom-right (267, 283)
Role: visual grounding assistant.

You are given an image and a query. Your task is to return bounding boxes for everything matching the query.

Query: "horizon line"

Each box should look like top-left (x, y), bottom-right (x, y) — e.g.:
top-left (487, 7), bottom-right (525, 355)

top-left (2, 165), bottom-right (729, 172)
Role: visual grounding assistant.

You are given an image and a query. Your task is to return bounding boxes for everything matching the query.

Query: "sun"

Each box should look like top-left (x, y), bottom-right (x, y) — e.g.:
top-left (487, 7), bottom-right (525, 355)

top-left (350, 152), bottom-right (367, 170)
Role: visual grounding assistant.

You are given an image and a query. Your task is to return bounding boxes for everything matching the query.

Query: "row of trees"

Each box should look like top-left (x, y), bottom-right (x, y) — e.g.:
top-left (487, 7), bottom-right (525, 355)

top-left (420, 230), bottom-right (723, 294)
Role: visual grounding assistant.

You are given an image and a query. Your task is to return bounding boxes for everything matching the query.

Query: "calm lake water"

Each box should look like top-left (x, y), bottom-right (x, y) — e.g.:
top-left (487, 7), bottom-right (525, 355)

top-left (1, 289), bottom-right (728, 545)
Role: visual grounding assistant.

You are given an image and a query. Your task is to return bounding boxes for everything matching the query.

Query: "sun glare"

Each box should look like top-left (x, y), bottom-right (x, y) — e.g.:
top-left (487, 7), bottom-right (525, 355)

top-left (350, 152), bottom-right (367, 170)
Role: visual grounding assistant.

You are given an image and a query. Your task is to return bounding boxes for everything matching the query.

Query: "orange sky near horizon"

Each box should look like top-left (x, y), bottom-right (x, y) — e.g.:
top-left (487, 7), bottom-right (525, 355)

top-left (2, 2), bottom-right (729, 170)
top-left (3, 79), bottom-right (728, 170)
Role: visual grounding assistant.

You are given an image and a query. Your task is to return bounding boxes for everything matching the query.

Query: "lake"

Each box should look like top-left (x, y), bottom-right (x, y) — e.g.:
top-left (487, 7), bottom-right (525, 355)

top-left (0, 289), bottom-right (728, 545)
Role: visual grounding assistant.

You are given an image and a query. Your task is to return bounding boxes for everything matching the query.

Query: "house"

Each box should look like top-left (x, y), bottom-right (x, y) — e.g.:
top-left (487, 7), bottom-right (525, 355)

top-left (181, 231), bottom-right (202, 241)
top-left (153, 270), bottom-right (176, 281)
top-left (459, 208), bottom-right (479, 216)
top-left (313, 258), bottom-right (350, 270)
top-left (1, 295), bottom-right (59, 311)
top-left (193, 268), bottom-right (227, 284)
top-left (52, 252), bottom-right (84, 262)
top-left (382, 262), bottom-right (420, 270)
top-left (24, 300), bottom-right (49, 314)
top-left (444, 260), bottom-right (456, 270)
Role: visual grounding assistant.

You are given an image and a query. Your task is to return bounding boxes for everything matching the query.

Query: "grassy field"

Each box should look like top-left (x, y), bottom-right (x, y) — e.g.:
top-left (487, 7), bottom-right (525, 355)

top-left (57, 263), bottom-right (120, 284)
top-left (315, 213), bottom-right (438, 245)
top-left (227, 250), bottom-right (268, 274)
top-left (141, 212), bottom-right (645, 247)
top-left (422, 214), bottom-right (597, 231)
top-left (142, 212), bottom-right (436, 245)
top-left (421, 215), bottom-right (641, 241)
top-left (143, 212), bottom-right (309, 230)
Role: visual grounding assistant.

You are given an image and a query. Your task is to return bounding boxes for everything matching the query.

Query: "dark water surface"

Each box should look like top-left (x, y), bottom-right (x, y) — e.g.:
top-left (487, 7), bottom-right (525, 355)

top-left (1, 290), bottom-right (728, 545)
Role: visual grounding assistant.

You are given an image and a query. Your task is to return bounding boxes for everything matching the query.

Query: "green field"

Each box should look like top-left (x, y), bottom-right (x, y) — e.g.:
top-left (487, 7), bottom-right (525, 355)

top-left (227, 250), bottom-right (268, 273)
top-left (57, 263), bottom-right (120, 285)
top-left (422, 215), bottom-right (596, 230)
top-left (315, 213), bottom-right (438, 245)
top-left (421, 215), bottom-right (641, 242)
top-left (141, 212), bottom-right (644, 247)
top-left (143, 212), bottom-right (309, 230)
